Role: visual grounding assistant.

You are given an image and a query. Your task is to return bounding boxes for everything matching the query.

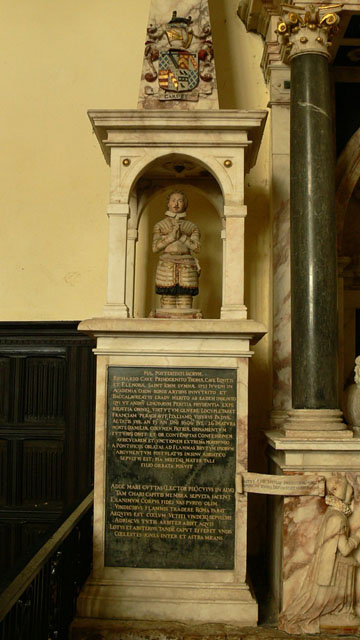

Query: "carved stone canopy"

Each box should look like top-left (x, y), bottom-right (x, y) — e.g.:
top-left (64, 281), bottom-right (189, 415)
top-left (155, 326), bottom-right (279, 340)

top-left (237, 0), bottom-right (283, 38)
top-left (88, 109), bottom-right (267, 320)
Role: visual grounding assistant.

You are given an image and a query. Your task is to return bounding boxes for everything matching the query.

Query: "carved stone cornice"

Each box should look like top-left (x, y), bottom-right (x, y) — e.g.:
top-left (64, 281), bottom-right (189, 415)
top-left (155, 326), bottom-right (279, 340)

top-left (237, 0), bottom-right (283, 37)
top-left (261, 15), bottom-right (284, 81)
top-left (238, 1), bottom-right (288, 82)
top-left (277, 3), bottom-right (342, 60)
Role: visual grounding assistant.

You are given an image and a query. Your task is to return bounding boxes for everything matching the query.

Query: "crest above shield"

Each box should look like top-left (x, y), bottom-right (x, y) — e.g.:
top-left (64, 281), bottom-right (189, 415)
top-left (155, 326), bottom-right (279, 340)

top-left (137, 0), bottom-right (219, 110)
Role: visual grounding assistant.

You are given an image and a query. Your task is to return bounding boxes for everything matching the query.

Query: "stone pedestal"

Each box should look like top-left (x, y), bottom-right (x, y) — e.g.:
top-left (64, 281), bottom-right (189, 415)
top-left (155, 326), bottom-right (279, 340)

top-left (72, 319), bottom-right (265, 631)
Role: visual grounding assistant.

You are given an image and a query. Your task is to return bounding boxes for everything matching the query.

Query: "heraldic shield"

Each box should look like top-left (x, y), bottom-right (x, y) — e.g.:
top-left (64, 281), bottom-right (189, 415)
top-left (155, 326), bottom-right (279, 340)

top-left (159, 50), bottom-right (199, 93)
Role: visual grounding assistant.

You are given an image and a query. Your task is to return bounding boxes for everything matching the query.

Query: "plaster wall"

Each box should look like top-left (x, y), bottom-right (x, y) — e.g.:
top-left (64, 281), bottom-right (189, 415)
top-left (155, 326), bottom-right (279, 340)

top-left (1, 0), bottom-right (269, 323)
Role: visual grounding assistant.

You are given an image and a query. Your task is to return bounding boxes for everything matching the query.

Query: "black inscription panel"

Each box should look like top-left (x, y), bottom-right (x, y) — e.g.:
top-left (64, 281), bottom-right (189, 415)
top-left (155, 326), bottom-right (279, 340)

top-left (105, 367), bottom-right (237, 569)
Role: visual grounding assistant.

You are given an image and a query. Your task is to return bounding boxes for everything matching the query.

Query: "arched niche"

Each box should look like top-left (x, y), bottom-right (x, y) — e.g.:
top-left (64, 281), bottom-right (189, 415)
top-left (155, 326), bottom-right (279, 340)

top-left (87, 109), bottom-right (267, 320)
top-left (125, 153), bottom-right (223, 319)
top-left (120, 147), bottom-right (247, 320)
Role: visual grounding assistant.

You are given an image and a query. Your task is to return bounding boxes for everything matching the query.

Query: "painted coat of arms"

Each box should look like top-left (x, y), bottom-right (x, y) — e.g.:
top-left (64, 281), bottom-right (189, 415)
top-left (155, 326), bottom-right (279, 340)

top-left (158, 50), bottom-right (199, 93)
top-left (140, 8), bottom-right (216, 105)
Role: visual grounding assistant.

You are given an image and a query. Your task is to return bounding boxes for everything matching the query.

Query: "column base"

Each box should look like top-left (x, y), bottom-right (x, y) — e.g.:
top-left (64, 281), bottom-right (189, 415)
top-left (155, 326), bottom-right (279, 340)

top-left (103, 303), bottom-right (130, 318)
top-left (270, 409), bottom-right (290, 429)
top-left (220, 305), bottom-right (247, 320)
top-left (282, 409), bottom-right (352, 438)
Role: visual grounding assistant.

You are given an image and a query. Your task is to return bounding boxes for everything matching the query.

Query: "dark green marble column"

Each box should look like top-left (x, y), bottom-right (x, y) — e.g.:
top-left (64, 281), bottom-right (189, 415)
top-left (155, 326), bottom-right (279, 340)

top-left (290, 53), bottom-right (338, 409)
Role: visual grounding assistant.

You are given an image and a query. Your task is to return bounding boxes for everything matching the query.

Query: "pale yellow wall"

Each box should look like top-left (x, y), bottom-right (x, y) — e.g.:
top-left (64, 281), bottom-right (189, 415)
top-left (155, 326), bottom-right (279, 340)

top-left (0, 0), bottom-right (148, 320)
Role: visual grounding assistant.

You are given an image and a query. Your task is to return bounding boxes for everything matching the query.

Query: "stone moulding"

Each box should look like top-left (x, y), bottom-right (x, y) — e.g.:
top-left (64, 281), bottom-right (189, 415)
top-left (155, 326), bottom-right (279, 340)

top-left (237, 0), bottom-right (283, 38)
top-left (87, 109), bottom-right (268, 174)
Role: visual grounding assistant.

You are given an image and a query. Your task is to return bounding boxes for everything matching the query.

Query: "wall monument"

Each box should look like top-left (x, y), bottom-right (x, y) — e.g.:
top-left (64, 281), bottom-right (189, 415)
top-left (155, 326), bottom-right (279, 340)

top-left (72, 0), bottom-right (267, 635)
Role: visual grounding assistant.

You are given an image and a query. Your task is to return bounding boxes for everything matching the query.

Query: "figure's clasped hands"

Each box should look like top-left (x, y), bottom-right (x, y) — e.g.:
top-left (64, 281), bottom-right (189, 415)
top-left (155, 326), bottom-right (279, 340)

top-left (168, 222), bottom-right (181, 242)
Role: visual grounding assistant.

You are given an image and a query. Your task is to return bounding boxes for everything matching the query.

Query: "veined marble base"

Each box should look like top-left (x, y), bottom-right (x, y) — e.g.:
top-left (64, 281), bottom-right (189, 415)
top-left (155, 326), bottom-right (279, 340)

top-left (266, 429), bottom-right (360, 628)
top-left (75, 575), bottom-right (258, 626)
top-left (266, 429), bottom-right (360, 469)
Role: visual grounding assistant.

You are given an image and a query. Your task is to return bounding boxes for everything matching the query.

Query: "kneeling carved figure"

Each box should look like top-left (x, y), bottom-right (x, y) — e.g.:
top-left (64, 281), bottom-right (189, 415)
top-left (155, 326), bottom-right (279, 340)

top-left (279, 474), bottom-right (360, 635)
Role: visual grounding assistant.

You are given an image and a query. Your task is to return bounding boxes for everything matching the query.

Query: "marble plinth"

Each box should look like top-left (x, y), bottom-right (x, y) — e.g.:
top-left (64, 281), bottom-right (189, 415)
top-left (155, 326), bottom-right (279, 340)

top-left (75, 580), bottom-right (258, 626)
top-left (282, 409), bottom-right (350, 437)
top-left (75, 318), bottom-right (265, 627)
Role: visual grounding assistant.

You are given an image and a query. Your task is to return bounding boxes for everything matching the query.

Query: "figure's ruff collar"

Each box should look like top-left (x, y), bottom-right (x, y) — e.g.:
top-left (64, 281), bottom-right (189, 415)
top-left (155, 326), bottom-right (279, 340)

top-left (325, 494), bottom-right (353, 517)
top-left (165, 210), bottom-right (187, 219)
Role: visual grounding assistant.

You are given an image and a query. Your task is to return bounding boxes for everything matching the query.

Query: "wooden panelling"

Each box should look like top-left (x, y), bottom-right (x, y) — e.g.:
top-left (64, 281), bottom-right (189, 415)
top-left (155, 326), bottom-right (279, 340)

top-left (0, 523), bottom-right (12, 571)
top-left (0, 322), bottom-right (96, 574)
top-left (0, 441), bottom-right (7, 506)
top-left (21, 521), bottom-right (55, 555)
top-left (22, 440), bottom-right (63, 506)
top-left (24, 357), bottom-right (66, 423)
top-left (0, 358), bottom-right (10, 424)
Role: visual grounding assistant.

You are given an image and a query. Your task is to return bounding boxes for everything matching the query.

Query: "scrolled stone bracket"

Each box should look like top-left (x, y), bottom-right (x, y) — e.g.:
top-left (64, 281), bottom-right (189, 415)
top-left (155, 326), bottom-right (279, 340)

top-left (277, 3), bottom-right (342, 60)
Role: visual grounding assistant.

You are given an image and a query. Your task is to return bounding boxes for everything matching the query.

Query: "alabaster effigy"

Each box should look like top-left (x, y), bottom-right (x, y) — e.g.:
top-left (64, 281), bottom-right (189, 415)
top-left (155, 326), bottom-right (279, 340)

top-left (152, 190), bottom-right (202, 318)
top-left (279, 473), bottom-right (360, 635)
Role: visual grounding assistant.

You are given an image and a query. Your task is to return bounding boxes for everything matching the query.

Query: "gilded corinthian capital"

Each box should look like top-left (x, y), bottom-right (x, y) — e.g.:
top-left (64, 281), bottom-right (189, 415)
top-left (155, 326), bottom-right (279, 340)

top-left (277, 3), bottom-right (342, 60)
